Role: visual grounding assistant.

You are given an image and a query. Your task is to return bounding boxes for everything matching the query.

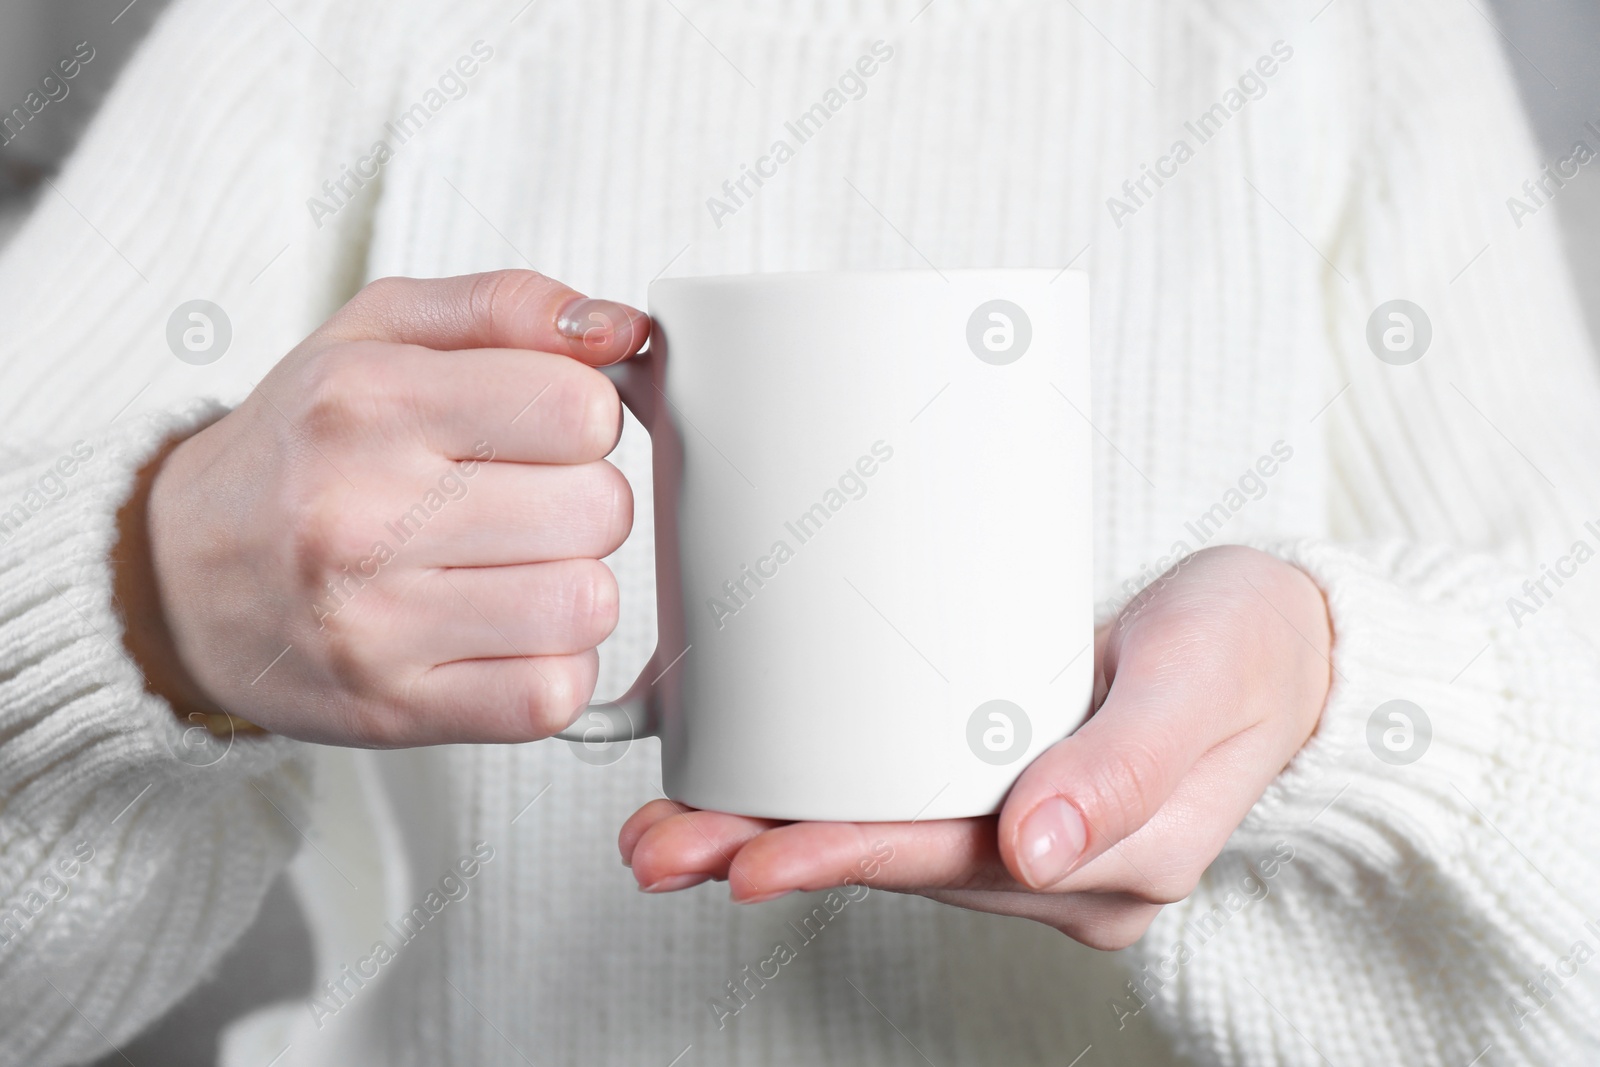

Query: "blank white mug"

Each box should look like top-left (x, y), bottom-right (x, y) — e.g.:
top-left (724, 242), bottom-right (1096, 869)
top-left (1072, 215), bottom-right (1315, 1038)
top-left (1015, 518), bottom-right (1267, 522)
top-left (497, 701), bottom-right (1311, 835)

top-left (557, 269), bottom-right (1093, 822)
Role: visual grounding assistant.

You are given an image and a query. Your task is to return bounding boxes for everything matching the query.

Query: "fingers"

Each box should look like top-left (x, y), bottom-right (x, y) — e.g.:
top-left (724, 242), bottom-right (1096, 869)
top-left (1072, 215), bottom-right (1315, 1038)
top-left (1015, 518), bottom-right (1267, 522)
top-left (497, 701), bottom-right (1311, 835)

top-left (622, 805), bottom-right (1164, 951)
top-left (724, 821), bottom-right (1005, 901)
top-left (405, 347), bottom-right (627, 464)
top-left (619, 799), bottom-right (702, 867)
top-left (322, 271), bottom-right (649, 366)
top-left (392, 560), bottom-right (619, 664)
top-left (626, 811), bottom-right (1012, 900)
top-left (322, 553), bottom-right (621, 741)
top-left (292, 345), bottom-right (626, 466)
top-left (399, 649), bottom-right (600, 744)
top-left (367, 460), bottom-right (632, 568)
top-left (622, 804), bottom-right (781, 892)
top-left (622, 804), bottom-right (1165, 950)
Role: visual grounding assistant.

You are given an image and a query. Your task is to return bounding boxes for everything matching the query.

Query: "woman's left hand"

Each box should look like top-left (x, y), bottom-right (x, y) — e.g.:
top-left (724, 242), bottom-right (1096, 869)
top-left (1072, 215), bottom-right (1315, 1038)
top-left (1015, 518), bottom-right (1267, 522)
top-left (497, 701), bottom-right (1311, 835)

top-left (618, 545), bottom-right (1332, 949)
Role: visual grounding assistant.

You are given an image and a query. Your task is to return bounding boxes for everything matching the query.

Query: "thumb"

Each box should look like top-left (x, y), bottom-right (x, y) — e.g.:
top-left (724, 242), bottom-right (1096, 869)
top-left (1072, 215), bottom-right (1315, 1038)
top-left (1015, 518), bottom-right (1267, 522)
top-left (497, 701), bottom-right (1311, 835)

top-left (321, 269), bottom-right (650, 366)
top-left (996, 622), bottom-right (1232, 890)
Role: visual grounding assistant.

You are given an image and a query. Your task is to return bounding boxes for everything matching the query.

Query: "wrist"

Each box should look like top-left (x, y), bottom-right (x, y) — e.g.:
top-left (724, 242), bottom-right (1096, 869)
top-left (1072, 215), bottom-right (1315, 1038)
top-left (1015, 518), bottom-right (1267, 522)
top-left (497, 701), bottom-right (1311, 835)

top-left (113, 435), bottom-right (233, 724)
top-left (1262, 552), bottom-right (1335, 739)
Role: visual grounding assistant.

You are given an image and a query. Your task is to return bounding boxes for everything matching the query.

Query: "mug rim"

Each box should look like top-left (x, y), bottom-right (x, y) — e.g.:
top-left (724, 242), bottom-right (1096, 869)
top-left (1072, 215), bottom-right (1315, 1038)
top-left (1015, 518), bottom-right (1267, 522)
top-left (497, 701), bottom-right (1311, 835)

top-left (649, 266), bottom-right (1085, 293)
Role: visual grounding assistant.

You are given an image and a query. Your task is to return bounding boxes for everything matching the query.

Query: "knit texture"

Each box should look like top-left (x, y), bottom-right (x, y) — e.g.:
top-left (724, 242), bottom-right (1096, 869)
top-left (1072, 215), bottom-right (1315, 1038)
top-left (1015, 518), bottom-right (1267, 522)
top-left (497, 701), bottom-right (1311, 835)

top-left (0, 406), bottom-right (309, 1065)
top-left (1, 0), bottom-right (1598, 1064)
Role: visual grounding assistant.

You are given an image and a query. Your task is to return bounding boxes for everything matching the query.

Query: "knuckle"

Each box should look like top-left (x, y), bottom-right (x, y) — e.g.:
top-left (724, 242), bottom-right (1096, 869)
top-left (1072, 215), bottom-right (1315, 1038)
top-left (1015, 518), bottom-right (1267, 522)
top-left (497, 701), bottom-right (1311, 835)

top-left (317, 608), bottom-right (380, 693)
top-left (1120, 598), bottom-right (1220, 675)
top-left (288, 490), bottom-right (372, 576)
top-left (327, 277), bottom-right (407, 332)
top-left (298, 344), bottom-right (395, 438)
top-left (1082, 739), bottom-right (1168, 837)
top-left (342, 697), bottom-right (410, 747)
top-left (526, 659), bottom-right (586, 734)
top-left (593, 461), bottom-right (634, 547)
top-left (572, 561), bottom-right (620, 637)
top-left (1132, 871), bottom-right (1200, 907)
top-left (1056, 924), bottom-right (1117, 950)
top-left (570, 370), bottom-right (621, 456)
top-left (356, 275), bottom-right (410, 310)
top-left (1065, 859), bottom-right (1197, 906)
top-left (1061, 919), bottom-right (1146, 952)
top-left (469, 269), bottom-right (551, 335)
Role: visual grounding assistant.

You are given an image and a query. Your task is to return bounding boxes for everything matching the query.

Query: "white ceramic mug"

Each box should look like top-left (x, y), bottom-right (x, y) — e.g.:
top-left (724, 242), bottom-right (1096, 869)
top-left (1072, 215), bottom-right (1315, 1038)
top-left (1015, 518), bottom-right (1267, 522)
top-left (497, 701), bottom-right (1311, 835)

top-left (556, 269), bottom-right (1093, 821)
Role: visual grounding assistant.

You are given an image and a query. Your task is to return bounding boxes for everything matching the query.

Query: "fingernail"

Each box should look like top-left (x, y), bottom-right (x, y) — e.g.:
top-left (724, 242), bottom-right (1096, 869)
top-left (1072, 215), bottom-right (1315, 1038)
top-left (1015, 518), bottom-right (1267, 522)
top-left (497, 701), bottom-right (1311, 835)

top-left (641, 872), bottom-right (711, 893)
top-left (1017, 796), bottom-right (1087, 888)
top-left (734, 888), bottom-right (795, 905)
top-left (556, 297), bottom-right (647, 360)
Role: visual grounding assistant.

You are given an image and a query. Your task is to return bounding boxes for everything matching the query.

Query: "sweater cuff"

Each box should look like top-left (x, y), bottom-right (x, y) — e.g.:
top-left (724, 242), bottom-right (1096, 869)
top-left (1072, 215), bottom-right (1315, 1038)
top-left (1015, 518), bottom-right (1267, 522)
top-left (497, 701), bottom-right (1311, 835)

top-left (1126, 538), bottom-right (1600, 1064)
top-left (1239, 538), bottom-right (1509, 837)
top-left (0, 403), bottom-right (303, 833)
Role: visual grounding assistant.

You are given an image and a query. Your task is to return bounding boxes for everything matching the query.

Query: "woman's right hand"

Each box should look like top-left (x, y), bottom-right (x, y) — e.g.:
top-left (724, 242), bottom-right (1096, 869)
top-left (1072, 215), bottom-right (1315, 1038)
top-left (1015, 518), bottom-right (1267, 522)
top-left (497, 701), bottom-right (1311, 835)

top-left (124, 270), bottom-right (649, 747)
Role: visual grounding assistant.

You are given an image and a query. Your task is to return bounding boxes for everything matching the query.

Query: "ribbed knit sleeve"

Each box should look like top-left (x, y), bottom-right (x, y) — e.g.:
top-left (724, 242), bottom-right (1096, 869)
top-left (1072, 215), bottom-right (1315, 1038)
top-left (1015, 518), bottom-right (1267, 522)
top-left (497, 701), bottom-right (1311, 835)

top-left (1128, 3), bottom-right (1600, 1064)
top-left (0, 407), bottom-right (312, 1066)
top-left (0, 1), bottom-right (397, 1062)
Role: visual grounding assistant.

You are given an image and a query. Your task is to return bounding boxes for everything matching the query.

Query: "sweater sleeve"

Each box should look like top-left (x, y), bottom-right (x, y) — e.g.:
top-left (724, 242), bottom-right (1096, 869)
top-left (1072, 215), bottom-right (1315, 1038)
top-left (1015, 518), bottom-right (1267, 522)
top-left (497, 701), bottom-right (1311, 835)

top-left (0, 2), bottom-right (398, 1063)
top-left (1129, 4), bottom-right (1600, 1065)
top-left (0, 407), bottom-right (314, 1065)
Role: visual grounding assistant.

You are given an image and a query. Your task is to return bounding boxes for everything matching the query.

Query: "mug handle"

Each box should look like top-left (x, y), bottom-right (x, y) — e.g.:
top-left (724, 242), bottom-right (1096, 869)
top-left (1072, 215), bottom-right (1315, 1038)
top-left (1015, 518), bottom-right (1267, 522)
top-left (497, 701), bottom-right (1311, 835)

top-left (553, 348), bottom-right (663, 745)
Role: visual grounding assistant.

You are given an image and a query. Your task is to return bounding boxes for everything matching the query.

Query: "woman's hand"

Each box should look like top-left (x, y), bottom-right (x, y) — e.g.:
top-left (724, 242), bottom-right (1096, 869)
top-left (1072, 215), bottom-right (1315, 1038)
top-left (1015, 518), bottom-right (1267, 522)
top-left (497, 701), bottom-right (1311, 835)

top-left (118, 270), bottom-right (648, 747)
top-left (620, 545), bottom-right (1332, 949)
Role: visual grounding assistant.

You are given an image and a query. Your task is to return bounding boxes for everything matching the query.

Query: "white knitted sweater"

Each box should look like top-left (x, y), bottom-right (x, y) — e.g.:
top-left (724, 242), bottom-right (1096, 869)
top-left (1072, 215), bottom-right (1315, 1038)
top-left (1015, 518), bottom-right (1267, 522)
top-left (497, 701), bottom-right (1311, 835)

top-left (2, 1), bottom-right (1598, 1064)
